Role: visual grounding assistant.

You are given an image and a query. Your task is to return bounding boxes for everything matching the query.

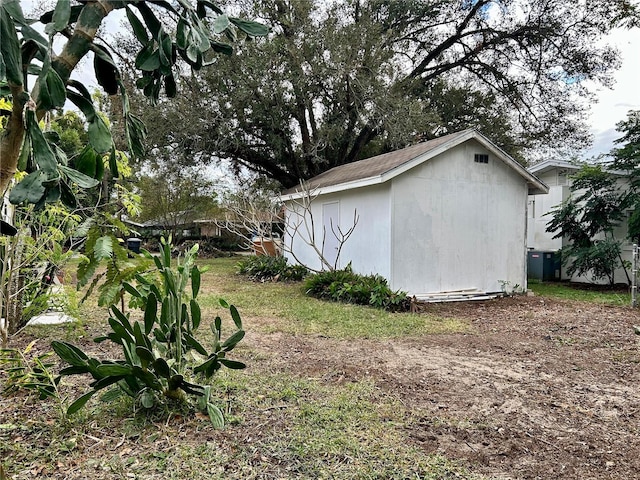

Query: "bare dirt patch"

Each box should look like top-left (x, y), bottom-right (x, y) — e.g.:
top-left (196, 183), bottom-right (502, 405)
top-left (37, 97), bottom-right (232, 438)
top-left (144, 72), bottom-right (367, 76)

top-left (247, 296), bottom-right (640, 479)
top-left (4, 295), bottom-right (640, 479)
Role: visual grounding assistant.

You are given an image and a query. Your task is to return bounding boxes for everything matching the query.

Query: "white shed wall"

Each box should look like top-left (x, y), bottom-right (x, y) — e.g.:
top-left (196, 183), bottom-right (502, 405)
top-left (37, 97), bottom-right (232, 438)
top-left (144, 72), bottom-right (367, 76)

top-left (390, 141), bottom-right (528, 294)
top-left (284, 184), bottom-right (392, 277)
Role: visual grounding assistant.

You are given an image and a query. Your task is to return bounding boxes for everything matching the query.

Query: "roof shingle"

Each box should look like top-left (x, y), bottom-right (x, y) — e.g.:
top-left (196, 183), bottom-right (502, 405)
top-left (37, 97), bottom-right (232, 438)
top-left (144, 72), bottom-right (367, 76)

top-left (281, 128), bottom-right (548, 197)
top-left (283, 130), bottom-right (470, 194)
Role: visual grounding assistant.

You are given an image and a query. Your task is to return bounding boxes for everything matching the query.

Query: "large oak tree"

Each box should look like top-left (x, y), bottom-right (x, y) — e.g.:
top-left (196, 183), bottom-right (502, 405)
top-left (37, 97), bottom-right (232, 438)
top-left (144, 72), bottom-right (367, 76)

top-left (131, 0), bottom-right (639, 188)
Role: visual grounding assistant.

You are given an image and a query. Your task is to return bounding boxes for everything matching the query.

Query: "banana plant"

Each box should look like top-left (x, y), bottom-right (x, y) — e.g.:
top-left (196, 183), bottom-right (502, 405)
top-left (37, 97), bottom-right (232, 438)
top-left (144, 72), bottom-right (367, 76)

top-left (52, 238), bottom-right (246, 428)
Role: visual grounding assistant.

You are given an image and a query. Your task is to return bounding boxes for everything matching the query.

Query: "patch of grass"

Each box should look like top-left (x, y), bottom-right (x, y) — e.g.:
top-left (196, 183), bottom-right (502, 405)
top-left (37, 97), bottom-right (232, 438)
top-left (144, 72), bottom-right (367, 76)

top-left (268, 297), bottom-right (468, 338)
top-left (611, 350), bottom-right (640, 364)
top-left (196, 258), bottom-right (468, 339)
top-left (552, 336), bottom-right (579, 347)
top-left (528, 280), bottom-right (631, 306)
top-left (196, 368), bottom-right (480, 479)
top-left (1, 256), bottom-right (486, 480)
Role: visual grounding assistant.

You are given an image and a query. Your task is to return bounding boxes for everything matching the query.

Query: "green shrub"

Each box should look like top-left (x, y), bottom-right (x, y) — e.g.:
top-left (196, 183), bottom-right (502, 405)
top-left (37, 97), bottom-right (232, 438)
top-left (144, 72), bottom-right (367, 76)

top-left (52, 239), bottom-right (246, 428)
top-left (304, 266), bottom-right (409, 312)
top-left (236, 255), bottom-right (308, 281)
top-left (178, 237), bottom-right (241, 256)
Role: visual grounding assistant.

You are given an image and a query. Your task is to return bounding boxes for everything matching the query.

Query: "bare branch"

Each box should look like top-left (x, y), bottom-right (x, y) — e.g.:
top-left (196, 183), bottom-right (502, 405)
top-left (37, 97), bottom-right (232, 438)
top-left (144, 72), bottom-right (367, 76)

top-left (215, 190), bottom-right (283, 255)
top-left (282, 181), bottom-right (358, 272)
top-left (331, 210), bottom-right (360, 270)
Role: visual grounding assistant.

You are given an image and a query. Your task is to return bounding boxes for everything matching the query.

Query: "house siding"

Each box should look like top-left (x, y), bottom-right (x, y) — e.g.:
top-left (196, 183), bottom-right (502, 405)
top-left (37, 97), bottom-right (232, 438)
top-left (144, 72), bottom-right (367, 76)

top-left (527, 168), bottom-right (572, 251)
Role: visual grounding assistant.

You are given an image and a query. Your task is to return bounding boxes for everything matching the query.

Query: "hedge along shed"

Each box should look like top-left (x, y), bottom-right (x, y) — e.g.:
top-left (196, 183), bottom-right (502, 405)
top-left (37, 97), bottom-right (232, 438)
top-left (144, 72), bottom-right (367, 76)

top-left (280, 129), bottom-right (548, 297)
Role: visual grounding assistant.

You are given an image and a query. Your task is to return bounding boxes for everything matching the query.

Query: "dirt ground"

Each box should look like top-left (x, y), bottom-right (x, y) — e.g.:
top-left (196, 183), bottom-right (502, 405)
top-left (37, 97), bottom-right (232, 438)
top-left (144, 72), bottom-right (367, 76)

top-left (4, 294), bottom-right (640, 479)
top-left (249, 295), bottom-right (640, 480)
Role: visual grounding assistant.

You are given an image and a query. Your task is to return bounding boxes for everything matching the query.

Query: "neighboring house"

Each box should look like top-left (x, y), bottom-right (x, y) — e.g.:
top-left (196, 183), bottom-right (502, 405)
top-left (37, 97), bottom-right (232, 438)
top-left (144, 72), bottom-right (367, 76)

top-left (281, 129), bottom-right (548, 297)
top-left (527, 160), bottom-right (634, 284)
top-left (194, 219), bottom-right (250, 241)
top-left (526, 159), bottom-right (580, 252)
top-left (195, 219), bottom-right (282, 240)
top-left (194, 219), bottom-right (226, 238)
top-left (125, 211), bottom-right (199, 240)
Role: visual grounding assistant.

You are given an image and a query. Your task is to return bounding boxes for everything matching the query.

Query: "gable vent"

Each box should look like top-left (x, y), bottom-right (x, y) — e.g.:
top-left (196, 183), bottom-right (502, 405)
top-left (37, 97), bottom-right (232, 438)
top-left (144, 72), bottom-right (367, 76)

top-left (474, 153), bottom-right (489, 164)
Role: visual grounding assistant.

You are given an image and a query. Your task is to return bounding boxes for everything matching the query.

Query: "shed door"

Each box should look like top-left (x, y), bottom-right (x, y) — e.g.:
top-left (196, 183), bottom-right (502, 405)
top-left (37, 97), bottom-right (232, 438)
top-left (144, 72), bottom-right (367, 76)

top-left (322, 202), bottom-right (340, 268)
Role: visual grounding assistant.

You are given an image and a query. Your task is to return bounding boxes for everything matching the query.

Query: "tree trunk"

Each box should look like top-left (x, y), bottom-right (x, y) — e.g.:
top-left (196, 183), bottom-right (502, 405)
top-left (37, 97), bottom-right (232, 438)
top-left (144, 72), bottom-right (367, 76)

top-left (0, 86), bottom-right (27, 195)
top-left (4, 231), bottom-right (27, 335)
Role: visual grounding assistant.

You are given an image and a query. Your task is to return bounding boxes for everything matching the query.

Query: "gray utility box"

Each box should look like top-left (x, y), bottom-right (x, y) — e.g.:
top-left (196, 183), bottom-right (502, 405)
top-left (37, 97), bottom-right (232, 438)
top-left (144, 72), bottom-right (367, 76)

top-left (527, 250), bottom-right (561, 281)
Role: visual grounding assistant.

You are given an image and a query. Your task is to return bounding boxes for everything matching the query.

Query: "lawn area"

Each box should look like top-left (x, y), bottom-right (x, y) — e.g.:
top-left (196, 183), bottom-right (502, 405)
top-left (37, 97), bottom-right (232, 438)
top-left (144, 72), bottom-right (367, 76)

top-left (0, 255), bottom-right (480, 480)
top-left (527, 279), bottom-right (631, 306)
top-left (2, 255), bottom-right (640, 479)
top-left (196, 257), bottom-right (469, 339)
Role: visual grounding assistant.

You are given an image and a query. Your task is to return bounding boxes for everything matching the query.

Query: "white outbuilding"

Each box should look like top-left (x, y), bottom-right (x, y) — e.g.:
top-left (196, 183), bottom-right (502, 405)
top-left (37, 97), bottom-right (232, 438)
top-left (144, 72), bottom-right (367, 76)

top-left (281, 129), bottom-right (548, 297)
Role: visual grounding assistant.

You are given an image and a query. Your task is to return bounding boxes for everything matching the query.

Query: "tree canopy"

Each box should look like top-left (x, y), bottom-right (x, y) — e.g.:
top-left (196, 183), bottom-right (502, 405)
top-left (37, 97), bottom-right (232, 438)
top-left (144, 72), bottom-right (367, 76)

top-left (611, 109), bottom-right (640, 242)
top-left (135, 164), bottom-right (221, 240)
top-left (612, 110), bottom-right (640, 186)
top-left (545, 164), bottom-right (631, 285)
top-left (130, 0), bottom-right (639, 188)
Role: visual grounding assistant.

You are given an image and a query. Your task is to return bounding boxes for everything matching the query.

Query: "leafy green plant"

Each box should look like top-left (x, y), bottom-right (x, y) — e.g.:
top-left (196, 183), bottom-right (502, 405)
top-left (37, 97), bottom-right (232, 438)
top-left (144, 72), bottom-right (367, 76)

top-left (0, 1), bottom-right (268, 203)
top-left (559, 239), bottom-right (628, 284)
top-left (0, 340), bottom-right (67, 419)
top-left (76, 220), bottom-right (152, 308)
top-left (237, 255), bottom-right (308, 281)
top-left (73, 148), bottom-right (148, 310)
top-left (497, 280), bottom-right (523, 296)
top-left (52, 239), bottom-right (246, 427)
top-left (1, 202), bottom-right (80, 343)
top-left (304, 265), bottom-right (409, 312)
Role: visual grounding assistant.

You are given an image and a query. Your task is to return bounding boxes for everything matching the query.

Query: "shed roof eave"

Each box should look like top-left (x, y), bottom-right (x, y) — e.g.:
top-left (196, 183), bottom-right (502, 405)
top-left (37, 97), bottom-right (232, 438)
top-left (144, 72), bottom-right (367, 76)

top-left (528, 185), bottom-right (549, 195)
top-left (279, 175), bottom-right (386, 201)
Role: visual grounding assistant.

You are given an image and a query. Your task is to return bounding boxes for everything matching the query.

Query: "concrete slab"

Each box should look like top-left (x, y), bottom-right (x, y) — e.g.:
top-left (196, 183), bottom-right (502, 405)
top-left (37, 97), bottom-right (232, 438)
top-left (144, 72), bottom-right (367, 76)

top-left (26, 312), bottom-right (76, 326)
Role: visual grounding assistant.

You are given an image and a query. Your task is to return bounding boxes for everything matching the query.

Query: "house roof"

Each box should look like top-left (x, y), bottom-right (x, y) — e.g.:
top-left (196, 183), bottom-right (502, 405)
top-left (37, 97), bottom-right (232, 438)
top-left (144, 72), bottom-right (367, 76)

top-left (527, 158), bottom-right (628, 177)
top-left (281, 129), bottom-right (548, 200)
top-left (527, 159), bottom-right (581, 176)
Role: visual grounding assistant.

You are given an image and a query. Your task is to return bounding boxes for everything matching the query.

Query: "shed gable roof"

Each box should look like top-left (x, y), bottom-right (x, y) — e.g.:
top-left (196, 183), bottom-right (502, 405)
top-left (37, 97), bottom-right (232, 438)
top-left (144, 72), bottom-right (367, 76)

top-left (281, 129), bottom-right (548, 199)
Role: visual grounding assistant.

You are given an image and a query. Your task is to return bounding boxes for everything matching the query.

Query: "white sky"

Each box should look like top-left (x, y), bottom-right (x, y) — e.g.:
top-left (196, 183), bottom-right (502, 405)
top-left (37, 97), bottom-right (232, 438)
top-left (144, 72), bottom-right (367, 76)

top-left (584, 27), bottom-right (640, 158)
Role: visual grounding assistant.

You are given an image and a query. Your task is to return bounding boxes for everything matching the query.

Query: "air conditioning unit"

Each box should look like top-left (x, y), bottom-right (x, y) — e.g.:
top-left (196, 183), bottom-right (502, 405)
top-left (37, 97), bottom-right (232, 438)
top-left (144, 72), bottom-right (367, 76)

top-left (527, 250), bottom-right (561, 281)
